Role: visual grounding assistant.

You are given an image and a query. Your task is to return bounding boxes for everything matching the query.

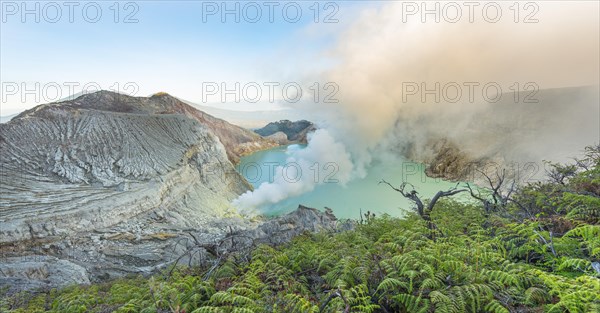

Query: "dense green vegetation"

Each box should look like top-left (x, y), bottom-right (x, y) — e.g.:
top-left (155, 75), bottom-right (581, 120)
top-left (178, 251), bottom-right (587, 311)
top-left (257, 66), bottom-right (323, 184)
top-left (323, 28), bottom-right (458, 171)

top-left (2, 146), bottom-right (599, 313)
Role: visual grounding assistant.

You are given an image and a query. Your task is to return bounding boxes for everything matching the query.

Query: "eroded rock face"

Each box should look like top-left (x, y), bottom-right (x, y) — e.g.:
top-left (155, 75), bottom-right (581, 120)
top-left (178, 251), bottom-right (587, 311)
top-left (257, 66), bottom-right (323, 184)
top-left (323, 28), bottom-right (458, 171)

top-left (0, 256), bottom-right (90, 292)
top-left (0, 91), bottom-right (249, 290)
top-left (0, 205), bottom-right (349, 294)
top-left (0, 91), bottom-right (337, 293)
top-left (10, 91), bottom-right (277, 164)
top-left (244, 205), bottom-right (352, 246)
top-left (0, 93), bottom-right (250, 244)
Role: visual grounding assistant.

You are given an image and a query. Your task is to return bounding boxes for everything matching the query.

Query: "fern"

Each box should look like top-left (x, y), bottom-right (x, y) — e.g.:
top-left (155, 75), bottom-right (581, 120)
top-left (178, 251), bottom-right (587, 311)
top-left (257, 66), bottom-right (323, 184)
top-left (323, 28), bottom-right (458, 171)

top-left (393, 293), bottom-right (430, 313)
top-left (6, 156), bottom-right (600, 313)
top-left (484, 300), bottom-right (510, 313)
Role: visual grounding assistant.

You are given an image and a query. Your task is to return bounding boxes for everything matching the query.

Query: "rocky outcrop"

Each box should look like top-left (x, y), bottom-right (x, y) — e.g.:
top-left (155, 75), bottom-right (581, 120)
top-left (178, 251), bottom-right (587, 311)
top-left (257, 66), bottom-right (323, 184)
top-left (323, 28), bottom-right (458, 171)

top-left (0, 91), bottom-right (337, 293)
top-left (0, 91), bottom-right (250, 288)
top-left (407, 86), bottom-right (600, 184)
top-left (0, 256), bottom-right (90, 292)
top-left (0, 205), bottom-right (350, 293)
top-left (422, 138), bottom-right (489, 182)
top-left (254, 120), bottom-right (315, 144)
top-left (0, 91), bottom-right (254, 244)
top-left (264, 131), bottom-right (289, 145)
top-left (242, 205), bottom-right (352, 246)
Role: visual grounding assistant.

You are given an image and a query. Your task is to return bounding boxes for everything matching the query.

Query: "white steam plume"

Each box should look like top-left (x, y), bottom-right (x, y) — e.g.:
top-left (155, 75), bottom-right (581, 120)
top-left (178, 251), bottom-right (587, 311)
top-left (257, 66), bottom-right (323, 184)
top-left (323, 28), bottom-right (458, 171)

top-left (233, 129), bottom-right (353, 212)
top-left (233, 1), bottom-right (599, 211)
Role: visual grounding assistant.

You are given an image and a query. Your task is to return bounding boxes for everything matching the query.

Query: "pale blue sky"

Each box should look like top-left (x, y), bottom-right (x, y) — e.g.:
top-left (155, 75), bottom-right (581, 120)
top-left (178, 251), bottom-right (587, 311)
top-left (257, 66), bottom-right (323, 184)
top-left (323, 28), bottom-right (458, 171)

top-left (1, 1), bottom-right (374, 115)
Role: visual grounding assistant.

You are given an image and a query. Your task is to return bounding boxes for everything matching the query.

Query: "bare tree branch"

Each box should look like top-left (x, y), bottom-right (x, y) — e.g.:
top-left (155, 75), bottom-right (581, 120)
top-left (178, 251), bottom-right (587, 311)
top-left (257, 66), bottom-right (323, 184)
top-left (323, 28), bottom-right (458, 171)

top-left (427, 183), bottom-right (467, 212)
top-left (380, 180), bottom-right (466, 234)
top-left (467, 168), bottom-right (518, 215)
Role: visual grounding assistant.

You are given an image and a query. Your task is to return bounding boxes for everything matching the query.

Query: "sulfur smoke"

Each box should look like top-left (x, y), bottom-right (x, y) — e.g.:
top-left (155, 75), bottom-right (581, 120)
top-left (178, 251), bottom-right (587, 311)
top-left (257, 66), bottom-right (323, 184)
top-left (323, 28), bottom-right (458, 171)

top-left (233, 1), bottom-right (600, 211)
top-left (233, 129), bottom-right (353, 212)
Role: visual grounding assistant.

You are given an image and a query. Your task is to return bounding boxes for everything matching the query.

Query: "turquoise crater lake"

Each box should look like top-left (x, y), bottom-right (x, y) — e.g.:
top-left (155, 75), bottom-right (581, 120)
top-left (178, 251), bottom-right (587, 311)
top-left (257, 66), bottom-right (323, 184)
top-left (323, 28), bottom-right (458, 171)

top-left (236, 145), bottom-right (471, 219)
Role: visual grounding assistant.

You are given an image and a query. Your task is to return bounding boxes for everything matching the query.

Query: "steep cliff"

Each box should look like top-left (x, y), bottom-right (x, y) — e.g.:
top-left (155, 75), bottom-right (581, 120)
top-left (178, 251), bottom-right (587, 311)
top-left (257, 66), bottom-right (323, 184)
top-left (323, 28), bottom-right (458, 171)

top-left (0, 91), bottom-right (264, 242)
top-left (0, 91), bottom-right (283, 291)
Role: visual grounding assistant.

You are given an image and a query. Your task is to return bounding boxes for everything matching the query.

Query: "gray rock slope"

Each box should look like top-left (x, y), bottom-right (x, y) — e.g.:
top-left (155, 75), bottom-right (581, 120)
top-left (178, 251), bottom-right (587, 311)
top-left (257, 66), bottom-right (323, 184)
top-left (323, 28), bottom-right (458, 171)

top-left (1, 91), bottom-right (253, 243)
top-left (0, 205), bottom-right (349, 293)
top-left (0, 91), bottom-right (288, 291)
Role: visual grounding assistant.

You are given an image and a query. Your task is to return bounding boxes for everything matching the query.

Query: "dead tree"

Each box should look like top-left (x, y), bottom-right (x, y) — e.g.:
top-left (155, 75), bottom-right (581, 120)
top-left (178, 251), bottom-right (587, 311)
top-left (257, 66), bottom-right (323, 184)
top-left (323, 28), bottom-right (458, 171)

top-left (166, 228), bottom-right (256, 279)
top-left (544, 161), bottom-right (577, 185)
top-left (379, 180), bottom-right (467, 230)
top-left (465, 168), bottom-right (517, 214)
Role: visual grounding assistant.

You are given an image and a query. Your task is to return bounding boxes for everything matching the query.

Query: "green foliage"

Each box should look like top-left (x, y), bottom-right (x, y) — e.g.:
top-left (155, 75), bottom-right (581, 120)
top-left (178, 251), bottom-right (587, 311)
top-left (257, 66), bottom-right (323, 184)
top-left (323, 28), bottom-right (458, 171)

top-left (4, 145), bottom-right (600, 312)
top-left (561, 193), bottom-right (600, 223)
top-left (4, 210), bottom-right (599, 313)
top-left (430, 199), bottom-right (485, 236)
top-left (565, 225), bottom-right (600, 259)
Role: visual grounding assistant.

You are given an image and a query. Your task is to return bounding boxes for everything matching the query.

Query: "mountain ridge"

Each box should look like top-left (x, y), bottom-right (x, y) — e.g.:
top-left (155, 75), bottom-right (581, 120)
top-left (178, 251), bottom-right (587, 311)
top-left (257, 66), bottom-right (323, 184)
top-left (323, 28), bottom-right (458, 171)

top-left (9, 90), bottom-right (277, 164)
top-left (0, 90), bottom-right (287, 290)
top-left (254, 119), bottom-right (316, 144)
